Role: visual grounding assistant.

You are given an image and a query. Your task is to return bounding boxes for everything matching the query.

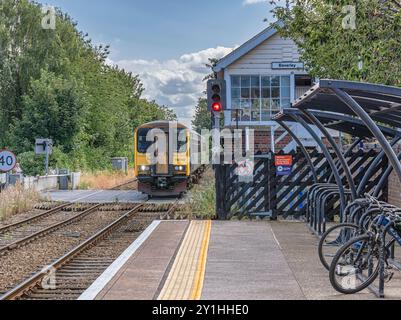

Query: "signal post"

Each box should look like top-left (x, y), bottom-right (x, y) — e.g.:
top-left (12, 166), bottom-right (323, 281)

top-left (207, 79), bottom-right (227, 219)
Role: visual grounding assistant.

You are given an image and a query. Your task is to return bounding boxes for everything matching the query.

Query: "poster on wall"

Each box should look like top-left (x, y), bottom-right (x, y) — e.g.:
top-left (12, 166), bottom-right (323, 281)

top-left (275, 155), bottom-right (293, 176)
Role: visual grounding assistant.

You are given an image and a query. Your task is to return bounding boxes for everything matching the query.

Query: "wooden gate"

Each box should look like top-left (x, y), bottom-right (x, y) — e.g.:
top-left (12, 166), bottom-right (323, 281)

top-left (216, 149), bottom-right (388, 219)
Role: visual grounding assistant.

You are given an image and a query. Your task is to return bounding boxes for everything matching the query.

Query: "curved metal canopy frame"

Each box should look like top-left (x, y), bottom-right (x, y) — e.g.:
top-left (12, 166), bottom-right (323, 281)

top-left (374, 150), bottom-right (401, 198)
top-left (276, 120), bottom-right (318, 184)
top-left (292, 79), bottom-right (401, 189)
top-left (329, 138), bottom-right (362, 184)
top-left (289, 113), bottom-right (348, 214)
top-left (301, 110), bottom-right (358, 200)
top-left (332, 88), bottom-right (401, 186)
top-left (358, 136), bottom-right (401, 196)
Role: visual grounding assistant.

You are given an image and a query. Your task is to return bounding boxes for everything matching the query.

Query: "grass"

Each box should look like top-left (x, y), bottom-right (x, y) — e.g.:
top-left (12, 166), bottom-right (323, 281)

top-left (183, 168), bottom-right (217, 219)
top-left (0, 184), bottom-right (40, 221)
top-left (78, 170), bottom-right (136, 190)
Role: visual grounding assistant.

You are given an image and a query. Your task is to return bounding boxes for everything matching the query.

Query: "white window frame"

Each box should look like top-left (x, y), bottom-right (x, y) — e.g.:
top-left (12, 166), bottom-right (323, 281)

top-left (226, 74), bottom-right (294, 126)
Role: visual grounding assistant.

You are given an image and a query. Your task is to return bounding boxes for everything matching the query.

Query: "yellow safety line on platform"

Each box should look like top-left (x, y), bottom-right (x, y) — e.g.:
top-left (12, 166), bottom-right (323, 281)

top-left (158, 220), bottom-right (212, 300)
top-left (190, 220), bottom-right (211, 300)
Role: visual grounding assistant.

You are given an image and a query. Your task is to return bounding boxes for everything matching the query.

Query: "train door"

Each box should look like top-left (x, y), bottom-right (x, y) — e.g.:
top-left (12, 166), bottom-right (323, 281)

top-left (156, 133), bottom-right (169, 175)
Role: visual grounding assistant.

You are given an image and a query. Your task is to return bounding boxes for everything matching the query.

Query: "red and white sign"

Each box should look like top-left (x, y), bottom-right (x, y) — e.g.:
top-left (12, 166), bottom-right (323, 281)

top-left (0, 149), bottom-right (17, 173)
top-left (236, 159), bottom-right (254, 177)
top-left (275, 155), bottom-right (293, 167)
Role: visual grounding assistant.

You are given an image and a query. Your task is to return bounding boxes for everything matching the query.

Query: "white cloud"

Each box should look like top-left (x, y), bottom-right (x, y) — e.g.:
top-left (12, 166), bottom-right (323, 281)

top-left (113, 46), bottom-right (234, 128)
top-left (243, 0), bottom-right (268, 5)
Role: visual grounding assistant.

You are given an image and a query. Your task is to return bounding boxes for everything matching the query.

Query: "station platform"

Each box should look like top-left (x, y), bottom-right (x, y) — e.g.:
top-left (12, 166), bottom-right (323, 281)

top-left (79, 220), bottom-right (401, 301)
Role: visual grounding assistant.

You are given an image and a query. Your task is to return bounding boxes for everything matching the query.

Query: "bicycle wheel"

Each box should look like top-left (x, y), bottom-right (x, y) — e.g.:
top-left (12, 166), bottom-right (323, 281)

top-left (329, 234), bottom-right (380, 294)
top-left (318, 223), bottom-right (359, 271)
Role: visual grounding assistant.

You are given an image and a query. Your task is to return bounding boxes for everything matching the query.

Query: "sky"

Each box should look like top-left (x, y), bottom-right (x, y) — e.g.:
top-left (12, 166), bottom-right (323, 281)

top-left (37, 0), bottom-right (277, 127)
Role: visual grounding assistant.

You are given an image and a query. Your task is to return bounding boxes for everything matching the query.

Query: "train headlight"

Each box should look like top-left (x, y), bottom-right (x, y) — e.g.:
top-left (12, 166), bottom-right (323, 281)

top-left (174, 166), bottom-right (186, 172)
top-left (139, 165), bottom-right (150, 172)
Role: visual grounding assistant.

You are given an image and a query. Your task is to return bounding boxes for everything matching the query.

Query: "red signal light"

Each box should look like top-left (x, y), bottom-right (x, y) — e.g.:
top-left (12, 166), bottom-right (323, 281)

top-left (212, 102), bottom-right (222, 112)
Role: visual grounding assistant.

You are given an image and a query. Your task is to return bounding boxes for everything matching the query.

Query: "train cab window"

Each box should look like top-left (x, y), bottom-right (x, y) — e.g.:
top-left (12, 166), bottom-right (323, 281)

top-left (137, 128), bottom-right (153, 153)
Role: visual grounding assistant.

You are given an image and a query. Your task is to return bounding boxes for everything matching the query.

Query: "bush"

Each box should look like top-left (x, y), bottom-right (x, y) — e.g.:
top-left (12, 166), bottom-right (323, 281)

top-left (17, 151), bottom-right (46, 176)
top-left (0, 184), bottom-right (40, 220)
top-left (78, 170), bottom-right (136, 190)
top-left (184, 169), bottom-right (216, 219)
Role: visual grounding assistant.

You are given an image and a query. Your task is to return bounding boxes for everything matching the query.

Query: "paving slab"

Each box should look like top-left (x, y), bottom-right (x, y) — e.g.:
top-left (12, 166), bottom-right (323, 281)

top-left (201, 221), bottom-right (306, 300)
top-left (269, 221), bottom-right (381, 300)
top-left (95, 221), bottom-right (188, 300)
top-left (79, 220), bottom-right (401, 301)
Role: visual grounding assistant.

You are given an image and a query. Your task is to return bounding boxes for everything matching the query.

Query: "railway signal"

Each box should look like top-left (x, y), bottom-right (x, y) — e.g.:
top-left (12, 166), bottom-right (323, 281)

top-left (35, 138), bottom-right (53, 175)
top-left (207, 79), bottom-right (226, 113)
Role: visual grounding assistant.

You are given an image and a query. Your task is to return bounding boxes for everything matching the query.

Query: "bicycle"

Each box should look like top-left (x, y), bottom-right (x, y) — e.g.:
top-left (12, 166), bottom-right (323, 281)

top-left (329, 207), bottom-right (401, 295)
top-left (318, 195), bottom-right (396, 270)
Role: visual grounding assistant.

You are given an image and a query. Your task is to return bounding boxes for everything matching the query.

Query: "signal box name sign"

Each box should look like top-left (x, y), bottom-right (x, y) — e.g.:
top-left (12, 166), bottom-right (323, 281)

top-left (275, 155), bottom-right (293, 176)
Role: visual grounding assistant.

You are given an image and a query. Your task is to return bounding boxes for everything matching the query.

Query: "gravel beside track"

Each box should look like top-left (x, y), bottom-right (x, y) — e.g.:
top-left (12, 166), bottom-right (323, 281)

top-left (0, 208), bottom-right (126, 294)
top-left (0, 204), bottom-right (97, 249)
top-left (24, 213), bottom-right (158, 300)
top-left (0, 202), bottom-right (66, 228)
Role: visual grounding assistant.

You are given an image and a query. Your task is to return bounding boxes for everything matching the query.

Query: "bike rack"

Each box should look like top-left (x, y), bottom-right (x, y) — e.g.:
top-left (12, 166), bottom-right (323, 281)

top-left (287, 79), bottom-right (401, 299)
top-left (273, 109), bottom-right (397, 235)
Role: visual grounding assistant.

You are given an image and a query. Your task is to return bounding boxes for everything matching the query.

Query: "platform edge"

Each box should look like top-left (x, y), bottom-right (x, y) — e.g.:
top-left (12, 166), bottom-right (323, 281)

top-left (77, 220), bottom-right (161, 301)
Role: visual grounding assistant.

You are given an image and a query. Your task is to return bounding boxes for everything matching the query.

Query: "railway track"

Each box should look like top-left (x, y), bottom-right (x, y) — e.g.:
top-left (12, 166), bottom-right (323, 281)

top-left (0, 202), bottom-right (177, 300)
top-left (111, 179), bottom-right (138, 191)
top-left (0, 203), bottom-right (69, 235)
top-left (0, 203), bottom-right (101, 256)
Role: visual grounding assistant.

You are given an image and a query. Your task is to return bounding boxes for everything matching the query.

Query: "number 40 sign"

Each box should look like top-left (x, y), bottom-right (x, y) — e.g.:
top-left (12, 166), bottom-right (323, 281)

top-left (0, 149), bottom-right (17, 173)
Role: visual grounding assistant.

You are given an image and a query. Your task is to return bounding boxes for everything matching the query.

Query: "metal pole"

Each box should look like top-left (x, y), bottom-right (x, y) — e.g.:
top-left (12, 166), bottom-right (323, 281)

top-left (301, 110), bottom-right (357, 200)
top-left (277, 120), bottom-right (318, 183)
top-left (213, 112), bottom-right (224, 219)
top-left (271, 125), bottom-right (276, 153)
top-left (333, 88), bottom-right (401, 186)
top-left (292, 114), bottom-right (348, 215)
top-left (45, 141), bottom-right (49, 176)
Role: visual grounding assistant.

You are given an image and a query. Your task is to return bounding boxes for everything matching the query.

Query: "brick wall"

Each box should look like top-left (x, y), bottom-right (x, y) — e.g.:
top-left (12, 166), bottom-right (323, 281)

top-left (253, 130), bottom-right (291, 154)
top-left (388, 145), bottom-right (401, 207)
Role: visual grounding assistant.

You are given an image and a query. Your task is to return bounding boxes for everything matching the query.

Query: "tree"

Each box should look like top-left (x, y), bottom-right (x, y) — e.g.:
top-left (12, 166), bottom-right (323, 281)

top-left (0, 0), bottom-right (176, 172)
top-left (11, 70), bottom-right (85, 154)
top-left (203, 58), bottom-right (219, 82)
top-left (271, 0), bottom-right (401, 86)
top-left (192, 98), bottom-right (211, 133)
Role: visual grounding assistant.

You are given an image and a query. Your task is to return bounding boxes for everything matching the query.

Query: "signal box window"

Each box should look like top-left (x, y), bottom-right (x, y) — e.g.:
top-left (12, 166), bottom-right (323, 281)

top-left (231, 75), bottom-right (291, 122)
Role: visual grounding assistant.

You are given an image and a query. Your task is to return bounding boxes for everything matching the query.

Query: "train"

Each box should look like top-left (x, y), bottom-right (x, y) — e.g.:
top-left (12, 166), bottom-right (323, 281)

top-left (134, 121), bottom-right (207, 197)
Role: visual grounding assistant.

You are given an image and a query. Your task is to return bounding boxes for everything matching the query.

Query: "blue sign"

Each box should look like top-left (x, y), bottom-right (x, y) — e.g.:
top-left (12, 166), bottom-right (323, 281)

top-left (276, 165), bottom-right (292, 176)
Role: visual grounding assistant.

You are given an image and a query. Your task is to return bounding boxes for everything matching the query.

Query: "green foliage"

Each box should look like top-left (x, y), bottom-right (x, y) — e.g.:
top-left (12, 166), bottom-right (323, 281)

top-left (184, 170), bottom-right (216, 219)
top-left (271, 0), bottom-right (401, 86)
top-left (17, 152), bottom-right (46, 176)
top-left (0, 0), bottom-right (176, 175)
top-left (11, 70), bottom-right (85, 154)
top-left (192, 98), bottom-right (211, 133)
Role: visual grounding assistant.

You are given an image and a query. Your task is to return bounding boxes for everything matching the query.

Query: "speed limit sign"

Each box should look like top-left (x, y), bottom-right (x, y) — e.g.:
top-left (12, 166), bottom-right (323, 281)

top-left (0, 149), bottom-right (17, 173)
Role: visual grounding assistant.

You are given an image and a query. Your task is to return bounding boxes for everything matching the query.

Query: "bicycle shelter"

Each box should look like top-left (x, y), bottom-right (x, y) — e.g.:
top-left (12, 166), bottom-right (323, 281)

top-left (273, 108), bottom-right (401, 233)
top-left (272, 79), bottom-right (401, 298)
top-left (292, 79), bottom-right (401, 183)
